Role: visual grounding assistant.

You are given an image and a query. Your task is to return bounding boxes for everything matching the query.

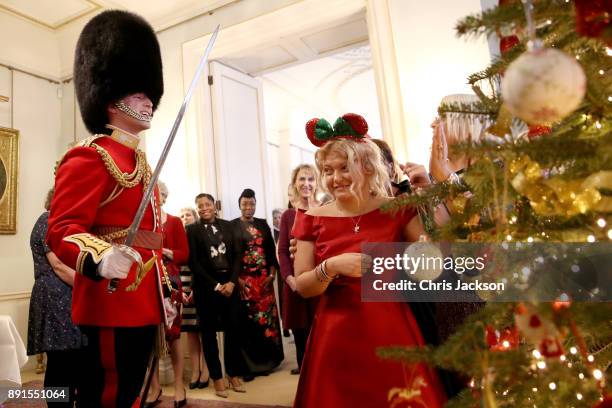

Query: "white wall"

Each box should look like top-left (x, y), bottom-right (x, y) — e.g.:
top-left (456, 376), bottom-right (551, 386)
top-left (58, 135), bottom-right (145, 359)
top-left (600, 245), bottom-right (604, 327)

top-left (0, 68), bottom-right (65, 369)
top-left (0, 13), bottom-right (61, 80)
top-left (389, 0), bottom-right (491, 165)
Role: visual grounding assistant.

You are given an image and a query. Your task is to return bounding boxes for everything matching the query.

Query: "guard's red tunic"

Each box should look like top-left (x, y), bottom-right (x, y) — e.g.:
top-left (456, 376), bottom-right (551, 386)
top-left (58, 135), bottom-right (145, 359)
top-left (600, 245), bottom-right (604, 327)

top-left (47, 132), bottom-right (164, 327)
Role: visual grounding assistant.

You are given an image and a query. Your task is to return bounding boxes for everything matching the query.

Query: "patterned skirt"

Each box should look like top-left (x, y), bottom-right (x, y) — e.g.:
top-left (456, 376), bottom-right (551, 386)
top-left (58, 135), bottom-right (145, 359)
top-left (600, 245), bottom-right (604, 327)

top-left (180, 266), bottom-right (199, 332)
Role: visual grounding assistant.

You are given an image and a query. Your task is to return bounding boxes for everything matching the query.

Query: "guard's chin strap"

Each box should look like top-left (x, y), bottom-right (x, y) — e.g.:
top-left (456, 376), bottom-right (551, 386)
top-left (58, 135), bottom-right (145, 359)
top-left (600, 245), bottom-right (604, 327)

top-left (115, 101), bottom-right (152, 123)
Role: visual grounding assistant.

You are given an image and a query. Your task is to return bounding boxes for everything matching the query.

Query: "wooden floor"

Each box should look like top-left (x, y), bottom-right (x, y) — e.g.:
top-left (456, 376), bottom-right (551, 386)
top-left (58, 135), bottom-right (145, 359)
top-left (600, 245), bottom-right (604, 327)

top-left (21, 335), bottom-right (299, 407)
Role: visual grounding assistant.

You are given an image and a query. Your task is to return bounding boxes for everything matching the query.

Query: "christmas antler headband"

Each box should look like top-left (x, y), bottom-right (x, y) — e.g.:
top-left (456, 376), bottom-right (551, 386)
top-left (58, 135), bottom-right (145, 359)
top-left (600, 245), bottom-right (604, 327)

top-left (305, 113), bottom-right (369, 147)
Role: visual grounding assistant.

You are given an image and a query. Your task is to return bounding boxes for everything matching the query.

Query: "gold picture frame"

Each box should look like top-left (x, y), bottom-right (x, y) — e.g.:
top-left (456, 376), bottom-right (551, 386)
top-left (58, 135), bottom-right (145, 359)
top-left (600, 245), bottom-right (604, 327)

top-left (0, 127), bottom-right (19, 234)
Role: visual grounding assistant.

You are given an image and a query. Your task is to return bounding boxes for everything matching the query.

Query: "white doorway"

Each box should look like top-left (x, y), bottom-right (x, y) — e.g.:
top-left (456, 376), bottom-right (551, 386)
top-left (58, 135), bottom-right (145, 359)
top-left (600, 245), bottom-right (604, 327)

top-left (181, 2), bottom-right (383, 222)
top-left (258, 44), bottom-right (382, 210)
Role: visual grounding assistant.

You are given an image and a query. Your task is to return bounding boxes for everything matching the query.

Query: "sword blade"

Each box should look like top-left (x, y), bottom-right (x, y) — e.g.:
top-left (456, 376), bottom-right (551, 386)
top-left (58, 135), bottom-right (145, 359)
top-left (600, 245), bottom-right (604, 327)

top-left (108, 25), bottom-right (221, 292)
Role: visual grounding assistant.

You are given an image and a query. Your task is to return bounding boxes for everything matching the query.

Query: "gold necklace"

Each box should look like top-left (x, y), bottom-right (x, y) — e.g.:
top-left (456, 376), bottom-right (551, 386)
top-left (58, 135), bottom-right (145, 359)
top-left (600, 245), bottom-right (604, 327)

top-left (351, 215), bottom-right (363, 233)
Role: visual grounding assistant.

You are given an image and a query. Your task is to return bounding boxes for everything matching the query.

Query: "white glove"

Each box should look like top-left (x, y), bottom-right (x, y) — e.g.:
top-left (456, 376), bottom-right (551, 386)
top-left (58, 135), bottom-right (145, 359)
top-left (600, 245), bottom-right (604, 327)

top-left (97, 245), bottom-right (142, 280)
top-left (164, 297), bottom-right (178, 328)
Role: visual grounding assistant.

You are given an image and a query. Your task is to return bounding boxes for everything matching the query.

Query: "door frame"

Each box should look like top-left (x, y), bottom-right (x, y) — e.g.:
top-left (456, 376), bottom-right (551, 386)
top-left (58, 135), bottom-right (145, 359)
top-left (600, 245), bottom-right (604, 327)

top-left (208, 60), bottom-right (271, 220)
top-left (181, 0), bottom-right (405, 207)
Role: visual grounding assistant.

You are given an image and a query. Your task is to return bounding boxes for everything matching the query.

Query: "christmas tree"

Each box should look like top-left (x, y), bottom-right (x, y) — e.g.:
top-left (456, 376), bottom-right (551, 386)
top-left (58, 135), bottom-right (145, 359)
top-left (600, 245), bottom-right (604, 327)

top-left (380, 1), bottom-right (611, 406)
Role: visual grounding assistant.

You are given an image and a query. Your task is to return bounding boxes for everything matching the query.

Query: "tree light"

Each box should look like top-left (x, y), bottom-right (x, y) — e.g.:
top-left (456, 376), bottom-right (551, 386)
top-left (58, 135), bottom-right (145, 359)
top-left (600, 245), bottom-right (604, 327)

top-left (608, 229), bottom-right (612, 240)
top-left (587, 235), bottom-right (595, 243)
top-left (587, 355), bottom-right (595, 362)
top-left (576, 393), bottom-right (583, 401)
top-left (597, 218), bottom-right (607, 228)
top-left (593, 369), bottom-right (603, 380)
top-left (560, 355), bottom-right (566, 362)
top-left (537, 361), bottom-right (546, 369)
top-left (549, 382), bottom-right (556, 390)
top-left (599, 69), bottom-right (605, 75)
top-left (578, 373), bottom-right (585, 380)
top-left (570, 347), bottom-right (578, 355)
top-left (533, 350), bottom-right (542, 359)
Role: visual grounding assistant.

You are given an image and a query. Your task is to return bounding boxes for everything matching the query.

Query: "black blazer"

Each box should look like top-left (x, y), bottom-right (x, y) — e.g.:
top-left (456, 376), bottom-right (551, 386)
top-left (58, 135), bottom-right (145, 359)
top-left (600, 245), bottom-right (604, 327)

top-left (231, 217), bottom-right (280, 271)
top-left (186, 218), bottom-right (241, 292)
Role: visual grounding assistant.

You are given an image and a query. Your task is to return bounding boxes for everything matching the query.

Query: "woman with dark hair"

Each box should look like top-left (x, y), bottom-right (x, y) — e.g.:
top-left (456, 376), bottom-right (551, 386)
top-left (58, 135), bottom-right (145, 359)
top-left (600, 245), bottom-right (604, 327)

top-left (232, 189), bottom-right (284, 377)
top-left (27, 188), bottom-right (82, 407)
top-left (187, 193), bottom-right (248, 398)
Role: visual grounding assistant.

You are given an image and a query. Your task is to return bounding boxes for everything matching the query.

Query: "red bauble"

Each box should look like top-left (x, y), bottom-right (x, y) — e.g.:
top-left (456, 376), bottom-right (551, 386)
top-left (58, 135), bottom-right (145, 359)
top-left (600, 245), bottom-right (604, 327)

top-left (528, 125), bottom-right (552, 138)
top-left (500, 35), bottom-right (520, 55)
top-left (486, 325), bottom-right (519, 351)
top-left (341, 113), bottom-right (369, 136)
top-left (574, 0), bottom-right (612, 46)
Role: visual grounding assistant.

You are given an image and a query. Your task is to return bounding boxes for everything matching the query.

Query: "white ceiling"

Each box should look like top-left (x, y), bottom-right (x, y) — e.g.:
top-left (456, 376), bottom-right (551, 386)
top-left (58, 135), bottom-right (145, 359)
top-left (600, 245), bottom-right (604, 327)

top-left (0, 0), bottom-right (237, 30)
top-left (220, 16), bottom-right (369, 76)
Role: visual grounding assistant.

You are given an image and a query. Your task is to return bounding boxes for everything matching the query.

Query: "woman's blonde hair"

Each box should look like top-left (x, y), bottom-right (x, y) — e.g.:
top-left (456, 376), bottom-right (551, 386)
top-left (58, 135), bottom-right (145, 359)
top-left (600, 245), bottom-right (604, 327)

top-left (290, 164), bottom-right (319, 201)
top-left (180, 207), bottom-right (199, 221)
top-left (315, 138), bottom-right (391, 202)
top-left (438, 94), bottom-right (490, 147)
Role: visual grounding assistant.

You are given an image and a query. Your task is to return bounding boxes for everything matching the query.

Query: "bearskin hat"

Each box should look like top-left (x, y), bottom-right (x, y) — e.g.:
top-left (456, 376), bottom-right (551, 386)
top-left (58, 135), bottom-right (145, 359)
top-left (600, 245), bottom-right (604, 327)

top-left (74, 10), bottom-right (163, 135)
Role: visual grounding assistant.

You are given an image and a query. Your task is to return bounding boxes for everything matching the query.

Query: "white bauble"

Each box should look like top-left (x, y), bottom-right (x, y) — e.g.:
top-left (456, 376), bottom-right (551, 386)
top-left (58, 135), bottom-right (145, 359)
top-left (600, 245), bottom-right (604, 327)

top-left (501, 47), bottom-right (586, 125)
top-left (403, 241), bottom-right (444, 281)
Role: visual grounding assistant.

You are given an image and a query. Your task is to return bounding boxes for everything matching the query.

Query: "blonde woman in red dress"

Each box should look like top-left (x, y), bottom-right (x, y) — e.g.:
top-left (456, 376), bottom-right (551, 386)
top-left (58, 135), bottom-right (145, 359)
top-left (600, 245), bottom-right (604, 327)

top-left (293, 114), bottom-right (447, 408)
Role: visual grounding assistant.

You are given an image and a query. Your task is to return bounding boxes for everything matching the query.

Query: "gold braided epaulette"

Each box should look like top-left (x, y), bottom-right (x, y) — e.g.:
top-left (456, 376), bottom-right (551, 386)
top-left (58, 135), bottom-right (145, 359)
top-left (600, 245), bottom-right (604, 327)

top-left (53, 135), bottom-right (151, 189)
top-left (54, 135), bottom-right (102, 175)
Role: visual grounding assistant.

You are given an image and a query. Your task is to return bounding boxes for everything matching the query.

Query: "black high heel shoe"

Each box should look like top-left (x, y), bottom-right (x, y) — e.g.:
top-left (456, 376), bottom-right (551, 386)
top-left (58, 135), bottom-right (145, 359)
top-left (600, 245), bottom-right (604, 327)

top-left (189, 370), bottom-right (201, 389)
top-left (198, 377), bottom-right (209, 388)
top-left (173, 389), bottom-right (187, 408)
top-left (143, 389), bottom-right (162, 408)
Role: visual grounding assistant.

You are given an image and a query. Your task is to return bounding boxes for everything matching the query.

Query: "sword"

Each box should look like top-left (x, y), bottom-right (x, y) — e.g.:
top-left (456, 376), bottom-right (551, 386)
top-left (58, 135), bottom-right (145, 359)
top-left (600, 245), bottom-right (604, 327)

top-left (108, 24), bottom-right (221, 293)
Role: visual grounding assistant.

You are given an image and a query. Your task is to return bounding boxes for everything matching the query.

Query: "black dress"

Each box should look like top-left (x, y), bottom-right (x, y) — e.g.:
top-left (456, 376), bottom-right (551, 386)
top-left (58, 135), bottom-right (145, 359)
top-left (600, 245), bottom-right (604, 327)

top-left (27, 211), bottom-right (82, 407)
top-left (231, 217), bottom-right (284, 374)
top-left (27, 212), bottom-right (82, 354)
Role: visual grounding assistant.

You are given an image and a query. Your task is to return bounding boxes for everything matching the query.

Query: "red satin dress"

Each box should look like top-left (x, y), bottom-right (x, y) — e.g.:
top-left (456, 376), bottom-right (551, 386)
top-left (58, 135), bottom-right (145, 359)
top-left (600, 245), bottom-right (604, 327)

top-left (292, 207), bottom-right (446, 408)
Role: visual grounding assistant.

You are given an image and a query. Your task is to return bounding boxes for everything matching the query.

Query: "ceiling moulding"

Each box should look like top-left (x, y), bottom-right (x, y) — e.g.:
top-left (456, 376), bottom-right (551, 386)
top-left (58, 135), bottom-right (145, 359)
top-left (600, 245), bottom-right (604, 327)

top-left (151, 0), bottom-right (239, 33)
top-left (0, 0), bottom-right (101, 30)
top-left (223, 45), bottom-right (297, 75)
top-left (183, 0), bottom-right (365, 63)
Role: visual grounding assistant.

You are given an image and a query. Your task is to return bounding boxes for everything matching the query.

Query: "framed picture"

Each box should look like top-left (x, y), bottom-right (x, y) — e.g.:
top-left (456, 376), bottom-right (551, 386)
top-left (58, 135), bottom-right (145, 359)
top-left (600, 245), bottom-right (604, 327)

top-left (0, 127), bottom-right (19, 234)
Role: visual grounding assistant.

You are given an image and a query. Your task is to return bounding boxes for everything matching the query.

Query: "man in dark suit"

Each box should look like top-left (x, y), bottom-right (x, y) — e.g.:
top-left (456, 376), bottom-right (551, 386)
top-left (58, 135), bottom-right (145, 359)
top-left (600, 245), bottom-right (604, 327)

top-left (186, 193), bottom-right (247, 397)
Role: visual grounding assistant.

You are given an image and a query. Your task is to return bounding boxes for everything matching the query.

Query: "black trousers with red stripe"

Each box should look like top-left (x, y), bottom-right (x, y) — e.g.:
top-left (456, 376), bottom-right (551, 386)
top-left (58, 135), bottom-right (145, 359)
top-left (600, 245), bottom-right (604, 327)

top-left (77, 325), bottom-right (156, 408)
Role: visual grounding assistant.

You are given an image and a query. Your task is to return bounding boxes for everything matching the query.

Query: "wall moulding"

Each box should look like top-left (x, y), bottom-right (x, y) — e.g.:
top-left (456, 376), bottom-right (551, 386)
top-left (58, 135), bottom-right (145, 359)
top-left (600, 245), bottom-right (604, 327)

top-left (0, 291), bottom-right (31, 302)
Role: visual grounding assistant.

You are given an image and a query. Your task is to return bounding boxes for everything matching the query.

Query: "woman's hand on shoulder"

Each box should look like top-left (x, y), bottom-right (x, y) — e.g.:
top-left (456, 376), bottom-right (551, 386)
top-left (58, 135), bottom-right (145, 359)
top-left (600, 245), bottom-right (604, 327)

top-left (305, 202), bottom-right (334, 216)
top-left (327, 253), bottom-right (372, 278)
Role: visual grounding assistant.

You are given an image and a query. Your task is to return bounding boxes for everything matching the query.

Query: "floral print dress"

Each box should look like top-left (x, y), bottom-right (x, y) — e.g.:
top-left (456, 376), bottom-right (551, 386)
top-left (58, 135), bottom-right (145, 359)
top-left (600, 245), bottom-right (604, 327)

top-left (235, 219), bottom-right (284, 373)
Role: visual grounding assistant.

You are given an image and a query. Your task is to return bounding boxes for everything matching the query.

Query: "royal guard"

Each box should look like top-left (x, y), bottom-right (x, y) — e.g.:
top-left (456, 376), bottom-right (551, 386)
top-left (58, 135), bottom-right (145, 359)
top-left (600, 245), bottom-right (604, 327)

top-left (47, 10), bottom-right (177, 408)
